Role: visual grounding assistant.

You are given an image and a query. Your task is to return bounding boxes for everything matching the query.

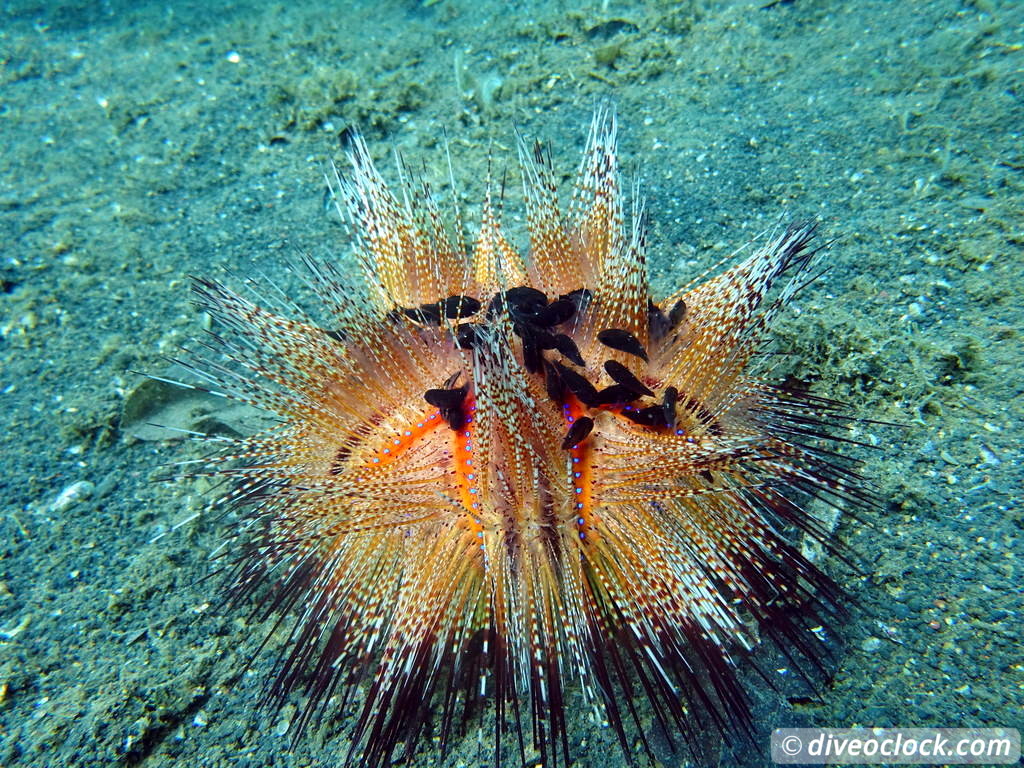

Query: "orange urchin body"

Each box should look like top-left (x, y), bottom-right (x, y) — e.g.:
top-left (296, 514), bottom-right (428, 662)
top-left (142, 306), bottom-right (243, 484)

top-left (182, 109), bottom-right (869, 767)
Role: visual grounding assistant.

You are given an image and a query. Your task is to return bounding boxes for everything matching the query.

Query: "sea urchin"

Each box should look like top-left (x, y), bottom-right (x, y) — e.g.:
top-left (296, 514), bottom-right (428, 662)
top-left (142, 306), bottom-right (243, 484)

top-left (178, 108), bottom-right (868, 767)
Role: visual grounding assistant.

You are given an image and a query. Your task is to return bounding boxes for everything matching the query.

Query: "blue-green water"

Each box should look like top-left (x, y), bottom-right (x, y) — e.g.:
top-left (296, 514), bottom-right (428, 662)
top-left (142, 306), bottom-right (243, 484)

top-left (0, 1), bottom-right (1020, 766)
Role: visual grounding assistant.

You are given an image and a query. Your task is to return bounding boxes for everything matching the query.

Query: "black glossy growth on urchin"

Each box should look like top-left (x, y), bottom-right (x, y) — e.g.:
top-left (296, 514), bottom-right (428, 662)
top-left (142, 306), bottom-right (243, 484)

top-left (552, 361), bottom-right (600, 407)
top-left (561, 417), bottom-right (594, 450)
top-left (551, 333), bottom-right (585, 366)
top-left (603, 360), bottom-right (654, 398)
top-left (597, 328), bottom-right (648, 361)
top-left (424, 382), bottom-right (469, 431)
top-left (439, 295), bottom-right (481, 318)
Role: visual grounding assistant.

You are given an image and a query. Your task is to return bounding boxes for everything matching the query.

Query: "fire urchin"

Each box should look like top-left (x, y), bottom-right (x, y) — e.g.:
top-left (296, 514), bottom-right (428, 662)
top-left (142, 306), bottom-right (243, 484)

top-left (176, 107), bottom-right (870, 767)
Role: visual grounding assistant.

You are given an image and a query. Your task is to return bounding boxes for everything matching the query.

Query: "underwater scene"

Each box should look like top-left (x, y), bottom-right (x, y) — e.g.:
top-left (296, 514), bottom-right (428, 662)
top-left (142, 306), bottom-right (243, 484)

top-left (0, 1), bottom-right (1020, 767)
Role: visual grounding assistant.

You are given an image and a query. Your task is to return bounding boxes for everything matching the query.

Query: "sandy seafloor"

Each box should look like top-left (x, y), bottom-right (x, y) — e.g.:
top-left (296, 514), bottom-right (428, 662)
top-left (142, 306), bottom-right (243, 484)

top-left (0, 0), bottom-right (1021, 766)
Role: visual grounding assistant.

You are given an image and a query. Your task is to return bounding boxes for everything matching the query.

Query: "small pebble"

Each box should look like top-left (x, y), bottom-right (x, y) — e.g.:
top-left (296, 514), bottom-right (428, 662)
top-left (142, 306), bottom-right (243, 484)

top-left (274, 704), bottom-right (296, 737)
top-left (890, 603), bottom-right (911, 619)
top-left (93, 474), bottom-right (119, 500)
top-left (860, 636), bottom-right (882, 652)
top-left (48, 481), bottom-right (95, 514)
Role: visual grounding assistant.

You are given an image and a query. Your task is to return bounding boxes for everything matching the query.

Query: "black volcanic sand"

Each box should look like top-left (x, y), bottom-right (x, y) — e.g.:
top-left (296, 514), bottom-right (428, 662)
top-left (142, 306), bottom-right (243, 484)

top-left (1, 0), bottom-right (1020, 766)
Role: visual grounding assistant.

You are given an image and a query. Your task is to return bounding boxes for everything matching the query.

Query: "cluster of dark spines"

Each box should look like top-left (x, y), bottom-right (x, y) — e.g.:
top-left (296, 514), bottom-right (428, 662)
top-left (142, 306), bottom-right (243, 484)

top-left (403, 285), bottom-right (592, 441)
top-left (478, 286), bottom-right (664, 418)
top-left (543, 331), bottom-right (658, 416)
top-left (549, 305), bottom-right (691, 434)
top-left (399, 282), bottom-right (698, 450)
top-left (483, 286), bottom-right (587, 373)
